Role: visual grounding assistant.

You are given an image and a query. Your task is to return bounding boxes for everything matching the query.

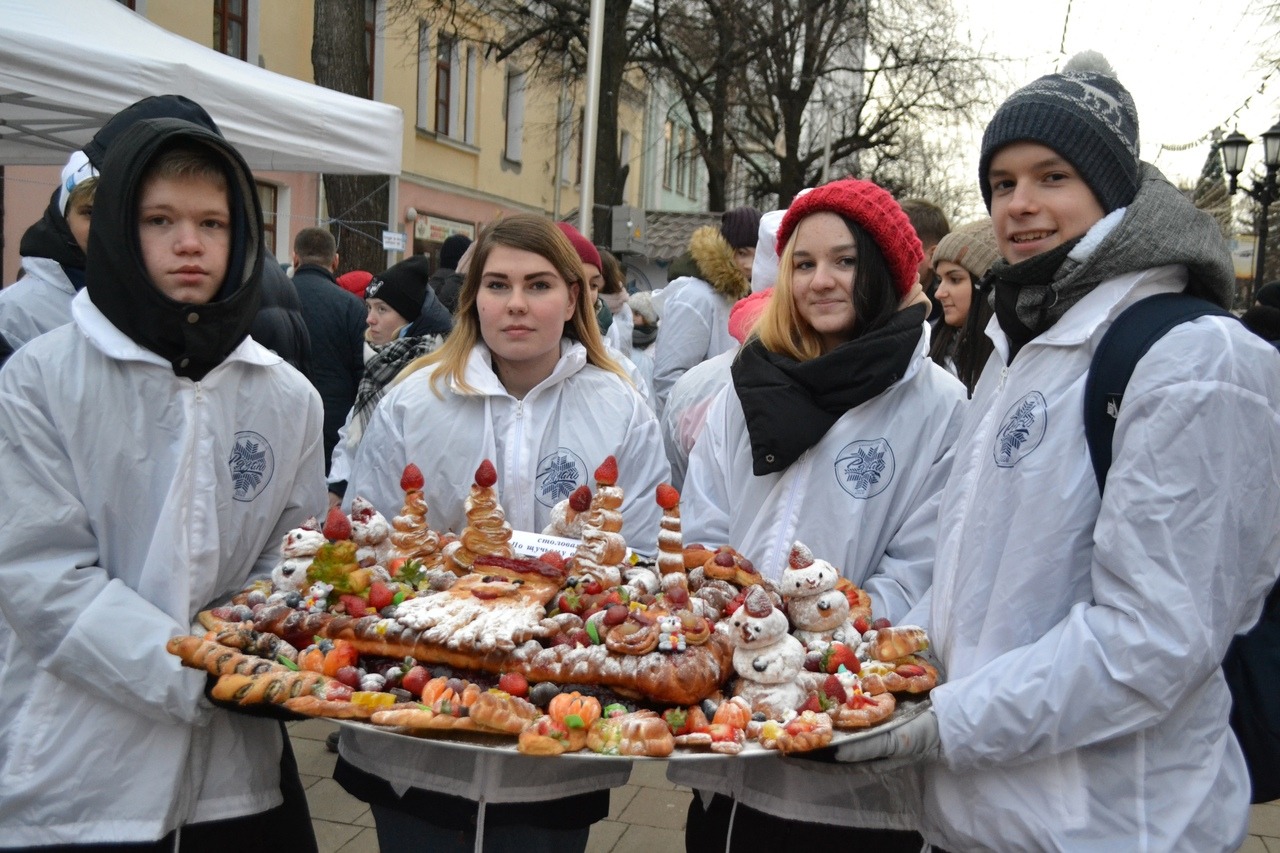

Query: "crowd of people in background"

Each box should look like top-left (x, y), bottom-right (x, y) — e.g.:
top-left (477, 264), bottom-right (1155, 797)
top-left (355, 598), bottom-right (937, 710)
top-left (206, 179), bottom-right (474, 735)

top-left (2, 46), bottom-right (1280, 853)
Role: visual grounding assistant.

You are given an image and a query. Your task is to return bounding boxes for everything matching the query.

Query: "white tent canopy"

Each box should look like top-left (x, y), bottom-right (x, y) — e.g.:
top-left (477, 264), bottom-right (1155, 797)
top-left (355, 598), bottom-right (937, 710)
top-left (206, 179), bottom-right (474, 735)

top-left (0, 0), bottom-right (403, 175)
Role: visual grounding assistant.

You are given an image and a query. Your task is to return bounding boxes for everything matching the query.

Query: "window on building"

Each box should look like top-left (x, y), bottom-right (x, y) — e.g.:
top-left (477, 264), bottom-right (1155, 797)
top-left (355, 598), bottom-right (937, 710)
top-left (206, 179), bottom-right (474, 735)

top-left (619, 130), bottom-right (632, 196)
top-left (504, 68), bottom-right (526, 163)
top-left (213, 0), bottom-right (247, 60)
top-left (558, 99), bottom-right (574, 185)
top-left (663, 121), bottom-right (674, 190)
top-left (415, 23), bottom-right (430, 130)
top-left (257, 182), bottom-right (278, 254)
top-left (576, 108), bottom-right (585, 185)
top-left (675, 127), bottom-right (687, 195)
top-left (464, 47), bottom-right (477, 144)
top-left (435, 35), bottom-right (455, 136)
top-left (364, 0), bottom-right (377, 98)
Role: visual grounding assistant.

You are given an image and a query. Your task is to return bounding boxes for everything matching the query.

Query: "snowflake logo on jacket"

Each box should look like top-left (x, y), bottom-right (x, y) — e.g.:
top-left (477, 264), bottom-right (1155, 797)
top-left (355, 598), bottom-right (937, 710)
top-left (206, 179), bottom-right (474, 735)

top-left (229, 430), bottom-right (275, 501)
top-left (535, 448), bottom-right (586, 507)
top-left (993, 392), bottom-right (1047, 468)
top-left (834, 439), bottom-right (894, 499)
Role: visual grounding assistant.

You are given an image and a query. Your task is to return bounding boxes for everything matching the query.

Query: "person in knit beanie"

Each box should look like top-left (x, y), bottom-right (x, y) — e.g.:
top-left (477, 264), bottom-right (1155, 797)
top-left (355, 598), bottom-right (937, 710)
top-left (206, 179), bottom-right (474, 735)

top-left (721, 206), bottom-right (762, 279)
top-left (927, 219), bottom-right (999, 394)
top-left (892, 53), bottom-right (1280, 853)
top-left (364, 259), bottom-right (429, 345)
top-left (668, 175), bottom-right (966, 849)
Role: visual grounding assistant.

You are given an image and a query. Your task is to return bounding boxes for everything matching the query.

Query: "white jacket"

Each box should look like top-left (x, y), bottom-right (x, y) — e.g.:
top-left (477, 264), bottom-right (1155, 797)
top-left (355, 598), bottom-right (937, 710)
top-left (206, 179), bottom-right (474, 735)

top-left (922, 267), bottom-right (1280, 852)
top-left (0, 256), bottom-right (77, 352)
top-left (340, 339), bottom-right (670, 802)
top-left (668, 327), bottom-right (966, 828)
top-left (0, 291), bottom-right (326, 845)
top-left (652, 277), bottom-right (738, 414)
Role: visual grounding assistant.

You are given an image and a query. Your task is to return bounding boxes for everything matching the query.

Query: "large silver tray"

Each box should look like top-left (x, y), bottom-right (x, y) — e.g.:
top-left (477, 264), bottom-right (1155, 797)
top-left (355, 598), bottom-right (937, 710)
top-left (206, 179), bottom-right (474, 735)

top-left (335, 695), bottom-right (931, 762)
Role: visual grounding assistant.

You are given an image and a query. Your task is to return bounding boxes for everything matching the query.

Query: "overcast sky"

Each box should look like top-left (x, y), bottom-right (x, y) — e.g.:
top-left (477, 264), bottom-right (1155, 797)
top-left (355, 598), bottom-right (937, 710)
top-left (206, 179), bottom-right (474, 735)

top-left (954, 0), bottom-right (1278, 190)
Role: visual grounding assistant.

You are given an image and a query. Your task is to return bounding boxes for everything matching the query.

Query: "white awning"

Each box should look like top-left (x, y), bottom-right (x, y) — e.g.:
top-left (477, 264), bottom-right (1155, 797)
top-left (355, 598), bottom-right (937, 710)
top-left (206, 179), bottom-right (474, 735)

top-left (0, 0), bottom-right (403, 174)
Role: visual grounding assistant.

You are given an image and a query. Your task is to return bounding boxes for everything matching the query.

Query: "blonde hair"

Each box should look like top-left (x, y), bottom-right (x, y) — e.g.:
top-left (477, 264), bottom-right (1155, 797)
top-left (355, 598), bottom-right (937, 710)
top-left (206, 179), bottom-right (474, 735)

top-left (752, 214), bottom-right (898, 361)
top-left (66, 176), bottom-right (99, 209)
top-left (397, 214), bottom-right (627, 395)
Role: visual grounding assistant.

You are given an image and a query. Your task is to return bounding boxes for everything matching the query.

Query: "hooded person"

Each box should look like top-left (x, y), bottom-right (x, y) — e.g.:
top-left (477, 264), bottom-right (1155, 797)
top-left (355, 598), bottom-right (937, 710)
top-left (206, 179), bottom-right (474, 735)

top-left (0, 150), bottom-right (99, 362)
top-left (78, 93), bottom-right (312, 376)
top-left (832, 53), bottom-right (1280, 853)
top-left (0, 116), bottom-right (325, 848)
top-left (651, 208), bottom-right (759, 413)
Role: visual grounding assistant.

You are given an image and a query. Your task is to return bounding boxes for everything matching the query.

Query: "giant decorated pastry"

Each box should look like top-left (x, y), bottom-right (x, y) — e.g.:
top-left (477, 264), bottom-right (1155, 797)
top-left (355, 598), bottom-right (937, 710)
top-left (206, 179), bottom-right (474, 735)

top-left (176, 458), bottom-right (937, 756)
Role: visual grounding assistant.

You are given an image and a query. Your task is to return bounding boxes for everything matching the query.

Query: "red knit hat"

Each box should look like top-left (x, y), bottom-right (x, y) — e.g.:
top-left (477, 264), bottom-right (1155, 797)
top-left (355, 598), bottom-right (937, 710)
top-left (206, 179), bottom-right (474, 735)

top-left (775, 179), bottom-right (923, 297)
top-left (555, 222), bottom-right (602, 272)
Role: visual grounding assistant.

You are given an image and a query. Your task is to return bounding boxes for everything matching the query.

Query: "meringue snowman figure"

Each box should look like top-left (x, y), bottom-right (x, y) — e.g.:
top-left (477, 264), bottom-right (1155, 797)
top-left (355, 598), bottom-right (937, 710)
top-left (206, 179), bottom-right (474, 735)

top-left (728, 587), bottom-right (807, 717)
top-left (780, 541), bottom-right (851, 644)
top-left (350, 496), bottom-right (393, 568)
top-left (271, 526), bottom-right (326, 593)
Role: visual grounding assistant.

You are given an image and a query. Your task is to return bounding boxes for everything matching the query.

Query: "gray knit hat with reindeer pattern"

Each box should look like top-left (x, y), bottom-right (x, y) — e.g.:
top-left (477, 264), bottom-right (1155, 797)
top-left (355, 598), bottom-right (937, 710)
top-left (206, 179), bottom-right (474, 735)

top-left (979, 52), bottom-right (1140, 214)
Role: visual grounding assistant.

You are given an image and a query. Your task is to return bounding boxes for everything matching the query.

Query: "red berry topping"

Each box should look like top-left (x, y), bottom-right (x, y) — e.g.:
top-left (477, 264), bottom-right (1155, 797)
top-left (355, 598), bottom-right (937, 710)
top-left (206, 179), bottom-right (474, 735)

top-left (498, 671), bottom-right (529, 698)
top-left (401, 463), bottom-right (425, 492)
top-left (853, 616), bottom-right (871, 634)
top-left (594, 455), bottom-right (618, 486)
top-left (713, 548), bottom-right (737, 568)
top-left (656, 483), bottom-right (680, 510)
top-left (872, 617), bottom-right (893, 631)
top-left (322, 506), bottom-right (352, 540)
top-left (569, 484), bottom-right (593, 513)
top-left (822, 674), bottom-right (847, 705)
top-left (787, 541), bottom-right (814, 570)
top-left (475, 459), bottom-right (498, 488)
top-left (538, 551), bottom-right (566, 570)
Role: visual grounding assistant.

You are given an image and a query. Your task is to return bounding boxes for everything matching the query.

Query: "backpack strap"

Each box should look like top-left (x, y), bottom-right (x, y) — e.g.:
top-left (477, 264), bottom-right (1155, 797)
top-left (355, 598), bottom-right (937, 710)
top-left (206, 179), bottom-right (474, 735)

top-left (1083, 292), bottom-right (1232, 493)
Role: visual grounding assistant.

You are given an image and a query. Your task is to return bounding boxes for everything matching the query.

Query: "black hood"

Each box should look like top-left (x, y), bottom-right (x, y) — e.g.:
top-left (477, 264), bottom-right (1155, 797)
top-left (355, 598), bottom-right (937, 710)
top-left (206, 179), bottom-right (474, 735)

top-left (85, 118), bottom-right (262, 381)
top-left (18, 187), bottom-right (86, 273)
top-left (83, 94), bottom-right (220, 170)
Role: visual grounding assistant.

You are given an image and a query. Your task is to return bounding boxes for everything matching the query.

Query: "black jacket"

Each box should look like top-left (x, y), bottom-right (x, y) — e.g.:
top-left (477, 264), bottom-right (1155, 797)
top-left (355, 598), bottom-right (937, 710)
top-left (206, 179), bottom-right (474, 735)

top-left (428, 267), bottom-right (464, 318)
top-left (253, 250), bottom-right (312, 378)
top-left (292, 263), bottom-right (366, 471)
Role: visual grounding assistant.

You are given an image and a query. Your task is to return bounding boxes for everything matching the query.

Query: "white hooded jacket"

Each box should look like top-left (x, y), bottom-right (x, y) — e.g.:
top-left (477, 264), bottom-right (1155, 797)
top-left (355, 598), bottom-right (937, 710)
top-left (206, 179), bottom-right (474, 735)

top-left (0, 255), bottom-right (77, 352)
top-left (921, 266), bottom-right (1280, 852)
top-left (340, 339), bottom-right (670, 802)
top-left (668, 326), bottom-right (966, 828)
top-left (0, 291), bottom-right (326, 845)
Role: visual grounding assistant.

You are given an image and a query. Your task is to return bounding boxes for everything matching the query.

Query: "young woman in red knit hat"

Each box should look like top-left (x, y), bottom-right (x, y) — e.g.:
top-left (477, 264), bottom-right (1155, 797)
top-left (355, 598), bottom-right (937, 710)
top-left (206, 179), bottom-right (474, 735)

top-left (668, 177), bottom-right (967, 851)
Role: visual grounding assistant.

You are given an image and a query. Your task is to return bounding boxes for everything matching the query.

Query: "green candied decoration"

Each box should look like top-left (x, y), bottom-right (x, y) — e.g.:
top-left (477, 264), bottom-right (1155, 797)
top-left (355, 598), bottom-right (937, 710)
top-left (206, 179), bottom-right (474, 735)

top-left (392, 590), bottom-right (407, 605)
top-left (278, 654), bottom-right (300, 671)
top-left (306, 541), bottom-right (360, 591)
top-left (396, 558), bottom-right (426, 588)
top-left (585, 619), bottom-right (600, 645)
top-left (602, 702), bottom-right (628, 717)
top-left (565, 713), bottom-right (585, 729)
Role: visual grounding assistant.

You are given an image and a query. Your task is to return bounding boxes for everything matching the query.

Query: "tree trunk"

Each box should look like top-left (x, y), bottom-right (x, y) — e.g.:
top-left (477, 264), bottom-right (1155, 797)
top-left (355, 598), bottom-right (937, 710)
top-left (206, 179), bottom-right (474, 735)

top-left (313, 0), bottom-right (390, 275)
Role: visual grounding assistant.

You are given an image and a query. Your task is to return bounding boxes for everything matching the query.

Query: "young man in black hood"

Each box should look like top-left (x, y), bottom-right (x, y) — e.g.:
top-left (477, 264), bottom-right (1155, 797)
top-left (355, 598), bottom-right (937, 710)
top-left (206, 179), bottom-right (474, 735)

top-left (0, 116), bottom-right (325, 851)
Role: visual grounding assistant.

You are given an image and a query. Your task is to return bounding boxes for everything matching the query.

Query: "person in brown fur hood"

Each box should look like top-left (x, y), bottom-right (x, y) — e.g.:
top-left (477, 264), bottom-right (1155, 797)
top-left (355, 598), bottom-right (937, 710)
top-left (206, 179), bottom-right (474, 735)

top-left (652, 212), bottom-right (757, 413)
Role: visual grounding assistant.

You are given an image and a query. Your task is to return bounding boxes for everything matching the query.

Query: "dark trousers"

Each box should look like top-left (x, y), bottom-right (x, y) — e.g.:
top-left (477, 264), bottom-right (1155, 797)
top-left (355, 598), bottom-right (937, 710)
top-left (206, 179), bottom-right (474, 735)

top-left (686, 792), bottom-right (925, 853)
top-left (5, 723), bottom-right (316, 853)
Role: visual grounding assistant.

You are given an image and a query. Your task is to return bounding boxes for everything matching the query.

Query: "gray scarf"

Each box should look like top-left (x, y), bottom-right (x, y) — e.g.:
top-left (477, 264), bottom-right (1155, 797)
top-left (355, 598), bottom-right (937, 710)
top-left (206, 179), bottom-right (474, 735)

top-left (990, 162), bottom-right (1235, 338)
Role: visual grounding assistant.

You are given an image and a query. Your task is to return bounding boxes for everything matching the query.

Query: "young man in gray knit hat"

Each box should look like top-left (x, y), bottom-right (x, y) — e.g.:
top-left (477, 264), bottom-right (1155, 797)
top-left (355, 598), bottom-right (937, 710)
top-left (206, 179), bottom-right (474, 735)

top-left (830, 53), bottom-right (1280, 852)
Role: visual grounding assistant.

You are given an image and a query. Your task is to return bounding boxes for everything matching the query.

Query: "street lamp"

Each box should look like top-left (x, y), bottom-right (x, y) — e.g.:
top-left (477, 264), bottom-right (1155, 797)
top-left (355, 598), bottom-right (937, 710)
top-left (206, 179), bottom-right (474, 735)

top-left (1221, 119), bottom-right (1280, 301)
